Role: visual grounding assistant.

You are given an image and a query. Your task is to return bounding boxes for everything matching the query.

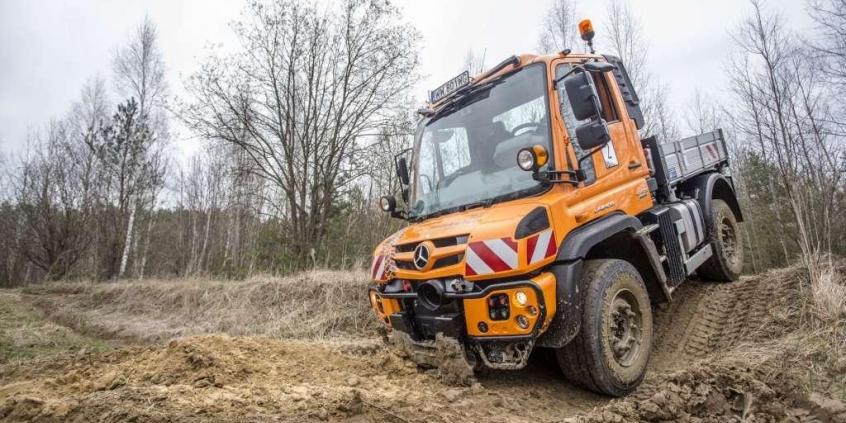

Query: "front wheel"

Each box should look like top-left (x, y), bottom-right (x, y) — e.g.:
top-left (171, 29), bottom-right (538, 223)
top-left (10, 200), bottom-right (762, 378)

top-left (555, 259), bottom-right (653, 397)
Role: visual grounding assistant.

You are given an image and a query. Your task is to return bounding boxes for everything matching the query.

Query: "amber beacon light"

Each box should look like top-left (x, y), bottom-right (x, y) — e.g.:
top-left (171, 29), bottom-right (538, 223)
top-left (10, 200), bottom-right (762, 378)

top-left (579, 19), bottom-right (596, 53)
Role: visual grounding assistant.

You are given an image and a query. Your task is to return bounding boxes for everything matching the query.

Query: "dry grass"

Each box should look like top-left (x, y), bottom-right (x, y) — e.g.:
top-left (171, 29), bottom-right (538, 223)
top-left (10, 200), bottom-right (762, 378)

top-left (23, 270), bottom-right (380, 343)
top-left (0, 293), bottom-right (110, 363)
top-left (793, 258), bottom-right (846, 399)
top-left (811, 264), bottom-right (846, 323)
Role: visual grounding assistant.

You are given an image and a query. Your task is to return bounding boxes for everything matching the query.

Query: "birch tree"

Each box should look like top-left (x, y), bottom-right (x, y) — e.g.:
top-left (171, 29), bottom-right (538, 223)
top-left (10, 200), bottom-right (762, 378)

top-left (91, 98), bottom-right (164, 279)
top-left (111, 17), bottom-right (168, 278)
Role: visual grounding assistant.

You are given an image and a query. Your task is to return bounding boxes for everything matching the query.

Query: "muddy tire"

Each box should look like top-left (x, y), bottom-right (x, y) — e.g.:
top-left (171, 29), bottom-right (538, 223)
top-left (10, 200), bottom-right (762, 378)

top-left (699, 199), bottom-right (743, 282)
top-left (555, 259), bottom-right (653, 397)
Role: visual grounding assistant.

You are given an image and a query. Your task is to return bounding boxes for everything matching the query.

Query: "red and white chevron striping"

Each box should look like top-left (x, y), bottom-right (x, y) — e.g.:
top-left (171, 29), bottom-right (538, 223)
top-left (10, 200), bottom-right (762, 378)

top-left (526, 229), bottom-right (557, 265)
top-left (465, 238), bottom-right (519, 276)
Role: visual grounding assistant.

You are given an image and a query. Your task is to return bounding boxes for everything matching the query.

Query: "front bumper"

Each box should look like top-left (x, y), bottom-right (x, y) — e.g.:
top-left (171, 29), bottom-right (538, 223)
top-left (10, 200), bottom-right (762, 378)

top-left (368, 273), bottom-right (556, 369)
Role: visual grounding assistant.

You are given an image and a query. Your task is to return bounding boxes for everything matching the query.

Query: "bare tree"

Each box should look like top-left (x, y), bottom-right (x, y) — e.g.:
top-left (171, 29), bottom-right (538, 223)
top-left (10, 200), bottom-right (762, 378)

top-left (14, 123), bottom-right (97, 280)
top-left (603, 0), bottom-right (678, 140)
top-left (183, 0), bottom-right (420, 267)
top-left (728, 0), bottom-right (844, 276)
top-left (111, 17), bottom-right (169, 278)
top-left (683, 89), bottom-right (722, 135)
top-left (537, 0), bottom-right (578, 53)
top-left (807, 0), bottom-right (846, 86)
top-left (604, 0), bottom-right (647, 87)
top-left (114, 16), bottom-right (167, 120)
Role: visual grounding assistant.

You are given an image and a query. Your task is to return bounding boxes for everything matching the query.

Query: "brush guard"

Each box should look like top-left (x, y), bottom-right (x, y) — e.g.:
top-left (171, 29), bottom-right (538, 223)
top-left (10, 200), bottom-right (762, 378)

top-left (371, 279), bottom-right (547, 371)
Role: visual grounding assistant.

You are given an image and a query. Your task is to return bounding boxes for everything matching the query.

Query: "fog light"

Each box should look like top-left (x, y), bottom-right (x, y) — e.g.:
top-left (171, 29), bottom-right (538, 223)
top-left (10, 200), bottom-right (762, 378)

top-left (478, 322), bottom-right (488, 333)
top-left (487, 293), bottom-right (510, 321)
top-left (516, 315), bottom-right (529, 329)
top-left (515, 291), bottom-right (528, 306)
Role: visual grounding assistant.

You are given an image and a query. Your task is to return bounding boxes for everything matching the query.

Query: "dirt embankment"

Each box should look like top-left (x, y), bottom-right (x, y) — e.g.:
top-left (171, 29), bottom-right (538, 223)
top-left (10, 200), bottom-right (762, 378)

top-left (20, 270), bottom-right (380, 342)
top-left (1, 265), bottom-right (844, 422)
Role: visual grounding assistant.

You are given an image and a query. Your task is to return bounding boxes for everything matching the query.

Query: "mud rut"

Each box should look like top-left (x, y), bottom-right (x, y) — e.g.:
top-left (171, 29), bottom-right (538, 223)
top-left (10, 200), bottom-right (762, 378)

top-left (650, 272), bottom-right (785, 371)
top-left (0, 270), bottom-right (817, 423)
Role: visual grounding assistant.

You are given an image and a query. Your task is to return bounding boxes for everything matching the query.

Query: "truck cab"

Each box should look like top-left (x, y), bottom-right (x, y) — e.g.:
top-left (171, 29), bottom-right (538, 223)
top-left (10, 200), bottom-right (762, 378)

top-left (369, 49), bottom-right (744, 396)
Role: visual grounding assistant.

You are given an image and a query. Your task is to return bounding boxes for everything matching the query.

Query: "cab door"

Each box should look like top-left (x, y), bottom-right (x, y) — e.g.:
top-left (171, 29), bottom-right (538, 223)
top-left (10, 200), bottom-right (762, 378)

top-left (553, 63), bottom-right (632, 185)
top-left (553, 61), bottom-right (652, 219)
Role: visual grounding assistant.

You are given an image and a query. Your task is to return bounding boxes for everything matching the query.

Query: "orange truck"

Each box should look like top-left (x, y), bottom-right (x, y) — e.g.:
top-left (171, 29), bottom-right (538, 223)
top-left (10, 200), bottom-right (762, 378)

top-left (368, 25), bottom-right (744, 396)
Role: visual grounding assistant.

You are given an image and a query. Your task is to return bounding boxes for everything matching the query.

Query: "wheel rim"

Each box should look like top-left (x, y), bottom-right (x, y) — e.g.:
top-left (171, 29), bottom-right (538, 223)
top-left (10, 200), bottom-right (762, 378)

top-left (719, 216), bottom-right (739, 266)
top-left (607, 289), bottom-right (643, 368)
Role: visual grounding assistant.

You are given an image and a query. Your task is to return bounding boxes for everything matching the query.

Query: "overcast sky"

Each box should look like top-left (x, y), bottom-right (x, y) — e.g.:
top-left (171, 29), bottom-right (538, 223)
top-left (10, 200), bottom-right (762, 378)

top-left (0, 0), bottom-right (813, 159)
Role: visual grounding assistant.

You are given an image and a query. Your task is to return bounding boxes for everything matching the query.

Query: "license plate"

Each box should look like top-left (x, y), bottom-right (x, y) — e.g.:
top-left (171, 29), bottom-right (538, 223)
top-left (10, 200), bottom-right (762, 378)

top-left (429, 71), bottom-right (470, 103)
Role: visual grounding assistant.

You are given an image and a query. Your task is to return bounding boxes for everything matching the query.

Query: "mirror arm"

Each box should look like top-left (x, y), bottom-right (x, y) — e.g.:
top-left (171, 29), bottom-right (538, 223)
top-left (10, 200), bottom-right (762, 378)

top-left (390, 210), bottom-right (408, 220)
top-left (552, 65), bottom-right (581, 89)
top-left (574, 144), bottom-right (607, 180)
top-left (533, 169), bottom-right (580, 186)
top-left (553, 61), bottom-right (616, 89)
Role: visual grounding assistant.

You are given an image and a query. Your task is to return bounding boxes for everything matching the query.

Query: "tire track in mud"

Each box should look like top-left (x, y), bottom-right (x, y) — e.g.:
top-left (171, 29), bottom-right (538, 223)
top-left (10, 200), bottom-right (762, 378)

top-left (650, 271), bottom-right (795, 371)
top-left (571, 267), bottom-right (846, 423)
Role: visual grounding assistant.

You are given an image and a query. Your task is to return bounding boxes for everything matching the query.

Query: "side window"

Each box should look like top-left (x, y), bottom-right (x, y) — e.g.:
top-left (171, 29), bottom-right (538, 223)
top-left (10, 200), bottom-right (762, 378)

top-left (594, 74), bottom-right (619, 122)
top-left (417, 134), bottom-right (438, 195)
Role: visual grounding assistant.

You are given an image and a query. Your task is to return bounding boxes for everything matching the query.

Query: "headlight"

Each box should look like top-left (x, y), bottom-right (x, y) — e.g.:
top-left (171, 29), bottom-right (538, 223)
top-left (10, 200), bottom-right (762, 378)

top-left (517, 149), bottom-right (536, 171)
top-left (516, 145), bottom-right (549, 171)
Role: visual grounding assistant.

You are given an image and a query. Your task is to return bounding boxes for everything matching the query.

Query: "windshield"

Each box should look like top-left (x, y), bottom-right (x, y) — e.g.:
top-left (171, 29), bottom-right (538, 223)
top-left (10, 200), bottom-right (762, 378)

top-left (409, 64), bottom-right (551, 219)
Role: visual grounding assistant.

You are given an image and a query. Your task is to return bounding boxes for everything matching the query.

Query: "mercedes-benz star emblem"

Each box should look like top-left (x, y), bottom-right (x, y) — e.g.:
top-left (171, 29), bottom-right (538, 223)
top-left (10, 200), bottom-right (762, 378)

top-left (413, 244), bottom-right (430, 270)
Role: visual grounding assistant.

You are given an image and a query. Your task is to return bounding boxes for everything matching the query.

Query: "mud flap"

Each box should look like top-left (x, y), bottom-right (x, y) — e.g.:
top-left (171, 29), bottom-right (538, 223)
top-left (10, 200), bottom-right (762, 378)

top-left (389, 332), bottom-right (476, 386)
top-left (536, 260), bottom-right (583, 348)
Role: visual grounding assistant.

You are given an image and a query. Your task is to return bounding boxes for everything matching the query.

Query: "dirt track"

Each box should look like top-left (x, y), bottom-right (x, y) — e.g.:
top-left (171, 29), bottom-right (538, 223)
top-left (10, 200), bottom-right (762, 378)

top-left (1, 268), bottom-right (844, 422)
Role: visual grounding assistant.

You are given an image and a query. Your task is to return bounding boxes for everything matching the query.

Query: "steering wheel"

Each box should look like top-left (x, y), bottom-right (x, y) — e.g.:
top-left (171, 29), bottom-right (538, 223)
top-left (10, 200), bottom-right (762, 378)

top-left (510, 122), bottom-right (540, 136)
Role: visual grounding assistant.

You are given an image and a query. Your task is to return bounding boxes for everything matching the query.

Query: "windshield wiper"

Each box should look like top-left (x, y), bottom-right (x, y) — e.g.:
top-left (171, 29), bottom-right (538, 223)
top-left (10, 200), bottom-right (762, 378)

top-left (427, 79), bottom-right (505, 125)
top-left (413, 198), bottom-right (495, 221)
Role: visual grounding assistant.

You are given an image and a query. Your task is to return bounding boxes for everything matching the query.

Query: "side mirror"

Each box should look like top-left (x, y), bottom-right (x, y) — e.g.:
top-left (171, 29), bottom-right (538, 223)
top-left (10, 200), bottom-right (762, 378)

top-left (516, 144), bottom-right (549, 172)
top-left (563, 70), bottom-right (602, 121)
top-left (396, 157), bottom-right (410, 186)
top-left (562, 68), bottom-right (612, 152)
top-left (584, 61), bottom-right (616, 73)
top-left (575, 120), bottom-right (611, 150)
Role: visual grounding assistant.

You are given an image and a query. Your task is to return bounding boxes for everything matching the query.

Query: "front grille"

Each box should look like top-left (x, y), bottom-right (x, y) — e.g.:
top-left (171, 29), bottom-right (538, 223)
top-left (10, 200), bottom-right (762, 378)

top-left (395, 234), bottom-right (469, 253)
top-left (394, 253), bottom-right (463, 271)
top-left (396, 260), bottom-right (415, 270)
top-left (433, 254), bottom-right (462, 269)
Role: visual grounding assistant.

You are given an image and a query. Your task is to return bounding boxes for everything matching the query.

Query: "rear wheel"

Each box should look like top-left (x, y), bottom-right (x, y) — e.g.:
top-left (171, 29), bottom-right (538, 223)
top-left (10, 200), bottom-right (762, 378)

top-left (699, 199), bottom-right (743, 281)
top-left (555, 259), bottom-right (653, 397)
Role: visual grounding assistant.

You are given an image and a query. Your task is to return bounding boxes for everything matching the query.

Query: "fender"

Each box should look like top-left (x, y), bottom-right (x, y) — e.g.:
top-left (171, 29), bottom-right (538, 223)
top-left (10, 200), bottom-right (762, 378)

top-left (680, 172), bottom-right (744, 237)
top-left (539, 213), bottom-right (645, 348)
top-left (556, 213), bottom-right (643, 261)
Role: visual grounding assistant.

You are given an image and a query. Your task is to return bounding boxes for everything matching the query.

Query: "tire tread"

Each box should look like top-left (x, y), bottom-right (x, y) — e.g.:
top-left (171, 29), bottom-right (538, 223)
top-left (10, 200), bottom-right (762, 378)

top-left (555, 259), bottom-right (651, 396)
